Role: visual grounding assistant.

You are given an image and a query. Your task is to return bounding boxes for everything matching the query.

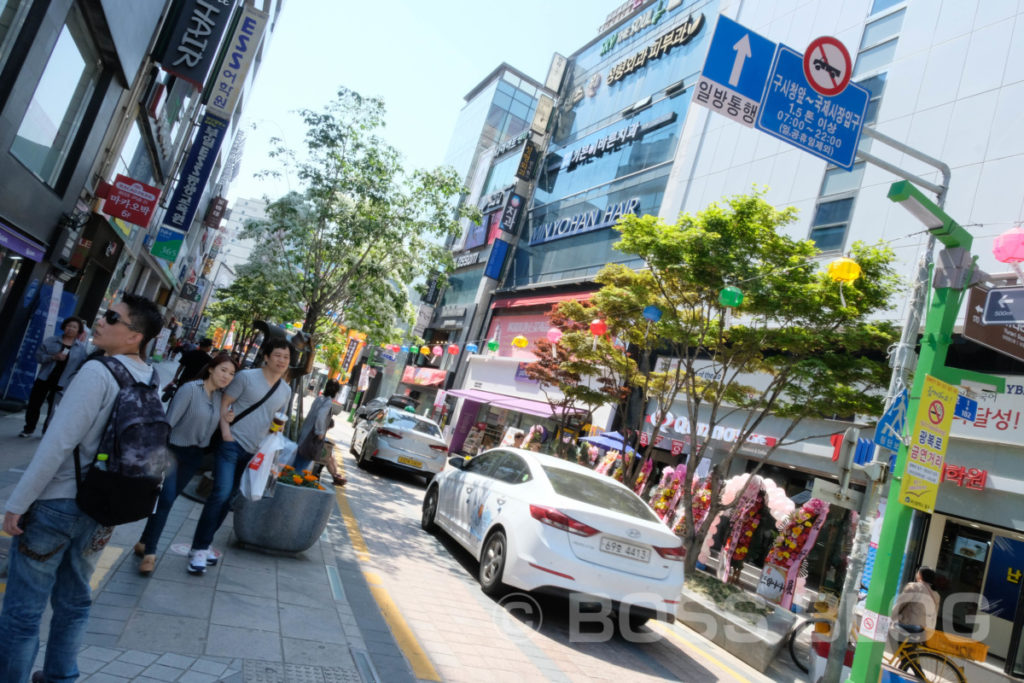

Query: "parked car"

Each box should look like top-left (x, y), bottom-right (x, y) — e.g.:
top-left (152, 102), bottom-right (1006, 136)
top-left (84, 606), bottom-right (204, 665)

top-left (353, 395), bottom-right (419, 425)
top-left (350, 406), bottom-right (448, 483)
top-left (421, 448), bottom-right (685, 628)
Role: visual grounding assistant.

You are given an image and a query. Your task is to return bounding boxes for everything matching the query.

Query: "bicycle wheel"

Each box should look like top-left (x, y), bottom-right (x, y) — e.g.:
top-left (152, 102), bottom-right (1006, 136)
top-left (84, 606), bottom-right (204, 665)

top-left (899, 651), bottom-right (966, 683)
top-left (788, 618), bottom-right (832, 674)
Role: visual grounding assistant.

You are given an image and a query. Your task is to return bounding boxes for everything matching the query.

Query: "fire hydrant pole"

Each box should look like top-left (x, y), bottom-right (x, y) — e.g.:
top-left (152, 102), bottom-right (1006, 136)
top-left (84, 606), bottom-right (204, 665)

top-left (847, 181), bottom-right (1004, 682)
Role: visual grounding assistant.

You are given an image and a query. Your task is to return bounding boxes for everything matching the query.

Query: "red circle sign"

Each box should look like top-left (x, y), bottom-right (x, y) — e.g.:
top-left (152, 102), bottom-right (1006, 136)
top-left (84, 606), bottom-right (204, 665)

top-left (928, 400), bottom-right (944, 425)
top-left (803, 36), bottom-right (853, 96)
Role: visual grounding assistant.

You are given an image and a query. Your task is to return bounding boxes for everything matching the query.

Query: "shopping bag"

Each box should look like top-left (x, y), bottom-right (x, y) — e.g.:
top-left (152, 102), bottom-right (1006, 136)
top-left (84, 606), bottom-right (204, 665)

top-left (277, 439), bottom-right (298, 469)
top-left (239, 431), bottom-right (285, 501)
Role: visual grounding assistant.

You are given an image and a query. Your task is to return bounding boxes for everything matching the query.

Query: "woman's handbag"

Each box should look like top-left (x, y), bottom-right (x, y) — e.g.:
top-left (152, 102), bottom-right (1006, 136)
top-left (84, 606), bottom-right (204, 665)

top-left (295, 429), bottom-right (324, 464)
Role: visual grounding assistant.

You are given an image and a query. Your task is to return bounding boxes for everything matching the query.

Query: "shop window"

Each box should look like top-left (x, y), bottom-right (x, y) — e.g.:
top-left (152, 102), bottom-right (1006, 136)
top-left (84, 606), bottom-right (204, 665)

top-left (0, 247), bottom-right (24, 310)
top-left (809, 197), bottom-right (855, 252)
top-left (10, 5), bottom-right (103, 187)
top-left (935, 521), bottom-right (991, 635)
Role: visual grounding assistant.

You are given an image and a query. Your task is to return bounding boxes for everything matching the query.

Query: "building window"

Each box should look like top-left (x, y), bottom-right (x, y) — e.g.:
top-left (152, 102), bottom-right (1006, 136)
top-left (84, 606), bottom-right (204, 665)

top-left (869, 0), bottom-right (904, 16)
top-left (820, 162), bottom-right (865, 197)
top-left (860, 9), bottom-right (904, 49)
top-left (10, 5), bottom-right (102, 187)
top-left (809, 196), bottom-right (855, 252)
top-left (0, 0), bottom-right (30, 70)
top-left (858, 73), bottom-right (887, 126)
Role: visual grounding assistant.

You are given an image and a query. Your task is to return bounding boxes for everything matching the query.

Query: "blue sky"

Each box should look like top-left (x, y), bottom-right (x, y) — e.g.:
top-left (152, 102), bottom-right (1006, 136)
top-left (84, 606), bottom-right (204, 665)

top-left (227, 0), bottom-right (610, 202)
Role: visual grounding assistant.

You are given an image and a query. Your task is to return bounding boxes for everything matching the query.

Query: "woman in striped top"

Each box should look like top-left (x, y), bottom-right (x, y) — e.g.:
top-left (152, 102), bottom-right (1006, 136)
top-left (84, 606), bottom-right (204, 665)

top-left (134, 353), bottom-right (238, 575)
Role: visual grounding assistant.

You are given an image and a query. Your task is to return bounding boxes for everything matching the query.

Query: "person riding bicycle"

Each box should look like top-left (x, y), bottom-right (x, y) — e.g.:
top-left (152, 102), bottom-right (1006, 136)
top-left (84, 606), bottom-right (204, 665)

top-left (891, 566), bottom-right (940, 644)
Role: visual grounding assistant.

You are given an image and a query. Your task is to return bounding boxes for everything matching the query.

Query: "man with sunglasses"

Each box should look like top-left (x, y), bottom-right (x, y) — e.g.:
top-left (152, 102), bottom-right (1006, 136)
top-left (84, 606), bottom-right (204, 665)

top-left (0, 294), bottom-right (164, 683)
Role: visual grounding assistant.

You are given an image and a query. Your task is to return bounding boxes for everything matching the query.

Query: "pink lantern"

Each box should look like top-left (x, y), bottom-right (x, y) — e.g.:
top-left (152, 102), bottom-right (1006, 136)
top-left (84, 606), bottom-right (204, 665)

top-left (994, 227), bottom-right (1024, 282)
top-left (546, 327), bottom-right (563, 344)
top-left (431, 345), bottom-right (442, 356)
top-left (447, 345), bottom-right (459, 355)
top-left (589, 319), bottom-right (607, 336)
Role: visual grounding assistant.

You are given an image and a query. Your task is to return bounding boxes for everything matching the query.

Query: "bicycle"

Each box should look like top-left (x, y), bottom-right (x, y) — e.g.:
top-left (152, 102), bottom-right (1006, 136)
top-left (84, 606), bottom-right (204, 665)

top-left (884, 632), bottom-right (966, 683)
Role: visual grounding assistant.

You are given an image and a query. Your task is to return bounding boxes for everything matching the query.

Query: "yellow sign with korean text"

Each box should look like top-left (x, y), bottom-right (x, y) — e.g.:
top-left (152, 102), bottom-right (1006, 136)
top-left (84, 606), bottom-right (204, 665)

top-left (899, 374), bottom-right (957, 513)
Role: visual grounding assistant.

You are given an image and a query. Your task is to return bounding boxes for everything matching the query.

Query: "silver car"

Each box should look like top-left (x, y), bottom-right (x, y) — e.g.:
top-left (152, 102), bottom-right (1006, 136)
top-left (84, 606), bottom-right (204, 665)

top-left (350, 407), bottom-right (449, 483)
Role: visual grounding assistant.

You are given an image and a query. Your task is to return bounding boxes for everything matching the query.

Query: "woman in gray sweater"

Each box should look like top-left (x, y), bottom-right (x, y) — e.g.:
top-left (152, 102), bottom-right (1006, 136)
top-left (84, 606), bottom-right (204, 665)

top-left (134, 353), bottom-right (238, 574)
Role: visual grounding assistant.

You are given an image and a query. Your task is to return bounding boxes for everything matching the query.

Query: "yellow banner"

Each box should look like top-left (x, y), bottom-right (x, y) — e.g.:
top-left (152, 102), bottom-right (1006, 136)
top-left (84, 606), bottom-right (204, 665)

top-left (899, 374), bottom-right (957, 513)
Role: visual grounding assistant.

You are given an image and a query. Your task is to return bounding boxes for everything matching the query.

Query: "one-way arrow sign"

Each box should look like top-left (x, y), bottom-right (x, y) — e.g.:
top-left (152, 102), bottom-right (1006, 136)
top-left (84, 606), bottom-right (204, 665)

top-left (982, 286), bottom-right (1024, 324)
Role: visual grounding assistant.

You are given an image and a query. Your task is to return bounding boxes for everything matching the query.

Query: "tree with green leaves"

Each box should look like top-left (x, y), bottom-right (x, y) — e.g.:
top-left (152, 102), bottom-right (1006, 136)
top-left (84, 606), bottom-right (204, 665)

top-left (244, 86), bottom-right (478, 348)
top-left (205, 262), bottom-right (303, 356)
top-left (592, 191), bottom-right (901, 574)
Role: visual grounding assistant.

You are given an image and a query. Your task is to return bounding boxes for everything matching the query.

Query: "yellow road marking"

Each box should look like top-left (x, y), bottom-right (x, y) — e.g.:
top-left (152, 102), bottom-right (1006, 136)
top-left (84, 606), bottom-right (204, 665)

top-left (649, 621), bottom-right (759, 682)
top-left (334, 454), bottom-right (441, 681)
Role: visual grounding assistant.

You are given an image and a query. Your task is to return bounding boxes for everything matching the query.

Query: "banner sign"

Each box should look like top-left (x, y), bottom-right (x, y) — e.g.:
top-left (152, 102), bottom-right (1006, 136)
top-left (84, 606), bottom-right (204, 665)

top-left (206, 4), bottom-right (268, 117)
top-left (899, 374), bottom-right (956, 513)
top-left (202, 195), bottom-right (228, 227)
top-left (151, 226), bottom-right (185, 261)
top-left (157, 0), bottom-right (236, 90)
top-left (161, 113), bottom-right (229, 233)
top-left (104, 174), bottom-right (160, 228)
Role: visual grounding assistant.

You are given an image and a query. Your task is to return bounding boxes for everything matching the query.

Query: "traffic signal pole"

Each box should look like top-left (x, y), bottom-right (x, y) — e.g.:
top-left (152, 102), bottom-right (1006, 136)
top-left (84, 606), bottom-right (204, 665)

top-left (846, 181), bottom-right (1004, 682)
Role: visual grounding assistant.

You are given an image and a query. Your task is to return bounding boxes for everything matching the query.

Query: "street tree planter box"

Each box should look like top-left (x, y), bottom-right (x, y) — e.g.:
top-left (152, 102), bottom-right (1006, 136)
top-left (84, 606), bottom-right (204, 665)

top-left (676, 575), bottom-right (798, 672)
top-left (233, 481), bottom-right (336, 554)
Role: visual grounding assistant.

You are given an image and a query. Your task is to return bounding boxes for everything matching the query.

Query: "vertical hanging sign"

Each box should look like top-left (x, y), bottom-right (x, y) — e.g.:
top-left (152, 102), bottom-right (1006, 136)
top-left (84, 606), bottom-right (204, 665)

top-left (898, 374), bottom-right (957, 513)
top-left (161, 113), bottom-right (229, 235)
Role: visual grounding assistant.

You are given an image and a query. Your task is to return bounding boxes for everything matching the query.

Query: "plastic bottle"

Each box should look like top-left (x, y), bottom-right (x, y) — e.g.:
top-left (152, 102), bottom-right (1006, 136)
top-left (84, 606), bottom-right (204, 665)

top-left (95, 453), bottom-right (109, 471)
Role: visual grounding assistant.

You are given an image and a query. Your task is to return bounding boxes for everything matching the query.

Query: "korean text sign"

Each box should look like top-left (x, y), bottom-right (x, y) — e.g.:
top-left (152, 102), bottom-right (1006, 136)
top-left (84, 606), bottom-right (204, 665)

top-left (161, 114), bottom-right (229, 233)
top-left (899, 374), bottom-right (957, 513)
top-left (104, 175), bottom-right (160, 228)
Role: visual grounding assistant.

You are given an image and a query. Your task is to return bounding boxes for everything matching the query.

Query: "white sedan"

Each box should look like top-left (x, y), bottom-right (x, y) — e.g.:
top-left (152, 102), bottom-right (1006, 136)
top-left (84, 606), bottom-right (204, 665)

top-left (350, 407), bottom-right (449, 483)
top-left (421, 448), bottom-right (685, 627)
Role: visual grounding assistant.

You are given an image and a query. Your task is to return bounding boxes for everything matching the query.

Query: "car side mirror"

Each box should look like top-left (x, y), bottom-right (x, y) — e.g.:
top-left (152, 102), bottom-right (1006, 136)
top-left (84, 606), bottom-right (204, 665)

top-left (447, 456), bottom-right (466, 470)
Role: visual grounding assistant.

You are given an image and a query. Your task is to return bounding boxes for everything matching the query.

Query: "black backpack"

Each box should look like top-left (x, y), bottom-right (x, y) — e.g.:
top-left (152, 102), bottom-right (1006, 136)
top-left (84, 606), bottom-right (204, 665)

top-left (73, 356), bottom-right (171, 526)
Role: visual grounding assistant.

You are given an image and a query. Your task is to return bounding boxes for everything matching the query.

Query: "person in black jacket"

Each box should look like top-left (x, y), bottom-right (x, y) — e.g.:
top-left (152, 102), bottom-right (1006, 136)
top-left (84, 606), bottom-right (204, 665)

top-left (19, 317), bottom-right (88, 437)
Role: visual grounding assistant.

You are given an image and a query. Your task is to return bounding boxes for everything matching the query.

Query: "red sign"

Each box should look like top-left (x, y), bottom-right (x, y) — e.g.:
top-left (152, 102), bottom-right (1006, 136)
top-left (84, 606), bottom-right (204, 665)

top-left (941, 464), bottom-right (987, 490)
top-left (803, 36), bottom-right (852, 97)
top-left (401, 366), bottom-right (447, 387)
top-left (928, 400), bottom-right (945, 424)
top-left (104, 174), bottom-right (160, 228)
top-left (670, 439), bottom-right (684, 456)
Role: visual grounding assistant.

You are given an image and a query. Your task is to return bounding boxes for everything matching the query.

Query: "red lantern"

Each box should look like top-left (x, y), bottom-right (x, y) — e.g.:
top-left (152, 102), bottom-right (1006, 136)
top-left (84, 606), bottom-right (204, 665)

top-left (447, 345), bottom-right (459, 355)
top-left (589, 319), bottom-right (607, 336)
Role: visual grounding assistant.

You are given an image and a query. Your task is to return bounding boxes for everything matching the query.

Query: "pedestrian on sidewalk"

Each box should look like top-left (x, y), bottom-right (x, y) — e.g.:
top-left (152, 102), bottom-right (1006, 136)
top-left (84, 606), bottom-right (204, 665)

top-left (0, 294), bottom-right (163, 683)
top-left (293, 379), bottom-right (346, 486)
top-left (186, 338), bottom-right (292, 575)
top-left (133, 353), bottom-right (238, 575)
top-left (19, 316), bottom-right (88, 438)
top-left (162, 337), bottom-right (213, 403)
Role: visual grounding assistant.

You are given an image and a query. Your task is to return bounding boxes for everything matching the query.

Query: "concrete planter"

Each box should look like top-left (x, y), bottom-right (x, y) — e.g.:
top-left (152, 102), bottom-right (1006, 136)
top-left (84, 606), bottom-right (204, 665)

top-left (676, 586), bottom-right (798, 672)
top-left (233, 481), bottom-right (336, 554)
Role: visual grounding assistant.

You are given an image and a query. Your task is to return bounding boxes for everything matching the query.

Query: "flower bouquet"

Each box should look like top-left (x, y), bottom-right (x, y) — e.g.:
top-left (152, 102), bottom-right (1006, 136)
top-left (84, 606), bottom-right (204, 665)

top-left (277, 465), bottom-right (325, 490)
top-left (764, 498), bottom-right (828, 569)
top-left (673, 479), bottom-right (712, 536)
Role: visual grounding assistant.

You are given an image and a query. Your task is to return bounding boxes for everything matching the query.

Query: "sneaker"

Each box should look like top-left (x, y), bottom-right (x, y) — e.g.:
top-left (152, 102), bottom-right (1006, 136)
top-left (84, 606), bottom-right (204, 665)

top-left (187, 549), bottom-right (207, 575)
top-left (133, 542), bottom-right (145, 557)
top-left (139, 554), bottom-right (156, 575)
top-left (18, 431), bottom-right (32, 438)
top-left (332, 476), bottom-right (347, 487)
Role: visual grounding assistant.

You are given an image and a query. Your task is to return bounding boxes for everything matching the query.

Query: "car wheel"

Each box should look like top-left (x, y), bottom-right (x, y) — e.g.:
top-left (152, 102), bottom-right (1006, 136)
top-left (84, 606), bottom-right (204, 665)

top-left (421, 487), bottom-right (438, 533)
top-left (625, 612), bottom-right (649, 631)
top-left (355, 438), bottom-right (370, 469)
top-left (479, 530), bottom-right (508, 596)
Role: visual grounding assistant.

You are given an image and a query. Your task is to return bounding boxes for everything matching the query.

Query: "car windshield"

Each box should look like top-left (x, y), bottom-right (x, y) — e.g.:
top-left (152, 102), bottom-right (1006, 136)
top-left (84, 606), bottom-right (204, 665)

top-left (384, 409), bottom-right (442, 438)
top-left (541, 466), bottom-right (659, 522)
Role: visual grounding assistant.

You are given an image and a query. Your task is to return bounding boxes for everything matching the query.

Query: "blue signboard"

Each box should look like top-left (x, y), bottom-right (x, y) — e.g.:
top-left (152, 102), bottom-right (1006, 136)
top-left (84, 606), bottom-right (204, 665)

top-left (982, 286), bottom-right (1024, 324)
top-left (982, 537), bottom-right (1024, 621)
top-left (0, 284), bottom-right (77, 401)
top-left (874, 388), bottom-right (908, 452)
top-left (695, 16), bottom-right (776, 128)
top-left (161, 113), bottom-right (229, 234)
top-left (755, 45), bottom-right (869, 169)
top-left (484, 238), bottom-right (510, 280)
top-left (954, 394), bottom-right (978, 422)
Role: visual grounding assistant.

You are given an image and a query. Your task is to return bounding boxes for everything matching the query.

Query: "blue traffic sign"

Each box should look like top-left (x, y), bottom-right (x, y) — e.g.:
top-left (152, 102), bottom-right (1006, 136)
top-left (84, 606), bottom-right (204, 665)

top-left (954, 394), bottom-right (978, 422)
top-left (701, 15), bottom-right (777, 103)
top-left (755, 45), bottom-right (869, 169)
top-left (874, 388), bottom-right (908, 452)
top-left (982, 286), bottom-right (1024, 325)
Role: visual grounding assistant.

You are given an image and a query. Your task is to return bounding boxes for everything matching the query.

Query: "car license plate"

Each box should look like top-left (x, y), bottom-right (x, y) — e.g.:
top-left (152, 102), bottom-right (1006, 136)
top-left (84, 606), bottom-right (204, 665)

top-left (397, 456), bottom-right (422, 468)
top-left (600, 537), bottom-right (650, 562)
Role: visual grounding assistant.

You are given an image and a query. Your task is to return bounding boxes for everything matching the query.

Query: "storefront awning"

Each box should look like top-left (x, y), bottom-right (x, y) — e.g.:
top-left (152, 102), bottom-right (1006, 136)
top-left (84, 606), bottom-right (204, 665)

top-left (447, 388), bottom-right (586, 418)
top-left (491, 291), bottom-right (594, 309)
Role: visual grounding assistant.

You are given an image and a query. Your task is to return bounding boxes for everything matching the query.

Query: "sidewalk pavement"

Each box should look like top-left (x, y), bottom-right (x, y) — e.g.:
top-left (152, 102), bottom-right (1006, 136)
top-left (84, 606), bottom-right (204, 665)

top-left (0, 358), bottom-right (414, 683)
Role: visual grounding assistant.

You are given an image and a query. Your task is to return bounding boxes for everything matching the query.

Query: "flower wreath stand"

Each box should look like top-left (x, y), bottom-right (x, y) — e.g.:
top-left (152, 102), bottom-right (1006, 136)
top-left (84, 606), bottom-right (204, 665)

top-left (233, 466), bottom-right (337, 554)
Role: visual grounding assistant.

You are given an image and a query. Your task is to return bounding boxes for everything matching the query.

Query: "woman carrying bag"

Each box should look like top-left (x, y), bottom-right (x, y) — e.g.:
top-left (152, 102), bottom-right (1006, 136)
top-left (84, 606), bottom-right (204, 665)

top-left (133, 353), bottom-right (238, 575)
top-left (293, 379), bottom-right (346, 486)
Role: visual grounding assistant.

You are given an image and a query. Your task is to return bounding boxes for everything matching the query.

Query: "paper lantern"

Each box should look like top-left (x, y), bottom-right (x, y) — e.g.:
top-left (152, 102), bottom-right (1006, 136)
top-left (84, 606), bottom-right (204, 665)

top-left (827, 257), bottom-right (861, 284)
top-left (400, 345), bottom-right (409, 352)
top-left (546, 327), bottom-right (563, 344)
top-left (512, 335), bottom-right (529, 348)
top-left (642, 305), bottom-right (662, 322)
top-left (431, 345), bottom-right (442, 356)
top-left (419, 345), bottom-right (431, 355)
top-left (466, 343), bottom-right (479, 353)
top-left (719, 286), bottom-right (744, 307)
top-left (447, 344), bottom-right (460, 355)
top-left (487, 340), bottom-right (499, 352)
top-left (589, 319), bottom-right (607, 336)
top-left (994, 227), bottom-right (1024, 263)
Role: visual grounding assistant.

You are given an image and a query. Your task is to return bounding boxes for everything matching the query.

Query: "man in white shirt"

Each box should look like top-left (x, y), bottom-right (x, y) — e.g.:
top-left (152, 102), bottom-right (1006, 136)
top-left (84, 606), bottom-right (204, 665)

top-left (0, 294), bottom-right (164, 683)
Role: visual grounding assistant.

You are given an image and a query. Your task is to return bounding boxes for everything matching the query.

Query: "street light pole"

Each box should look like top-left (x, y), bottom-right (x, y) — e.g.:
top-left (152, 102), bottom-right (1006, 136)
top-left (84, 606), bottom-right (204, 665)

top-left (846, 181), bottom-right (1005, 682)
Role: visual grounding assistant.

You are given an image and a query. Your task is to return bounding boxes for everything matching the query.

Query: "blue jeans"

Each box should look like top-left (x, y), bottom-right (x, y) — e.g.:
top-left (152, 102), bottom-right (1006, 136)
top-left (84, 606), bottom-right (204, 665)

top-left (139, 444), bottom-right (205, 555)
top-left (191, 440), bottom-right (252, 551)
top-left (0, 499), bottom-right (107, 682)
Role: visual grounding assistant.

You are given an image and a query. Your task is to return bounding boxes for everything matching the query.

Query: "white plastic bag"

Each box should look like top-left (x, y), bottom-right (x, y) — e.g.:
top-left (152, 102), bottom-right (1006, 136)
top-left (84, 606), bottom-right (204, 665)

top-left (277, 439), bottom-right (298, 469)
top-left (240, 431), bottom-right (286, 501)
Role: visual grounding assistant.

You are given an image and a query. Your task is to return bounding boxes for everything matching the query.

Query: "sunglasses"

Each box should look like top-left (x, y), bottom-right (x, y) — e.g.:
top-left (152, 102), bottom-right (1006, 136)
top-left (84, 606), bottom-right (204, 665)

top-left (103, 309), bottom-right (141, 332)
